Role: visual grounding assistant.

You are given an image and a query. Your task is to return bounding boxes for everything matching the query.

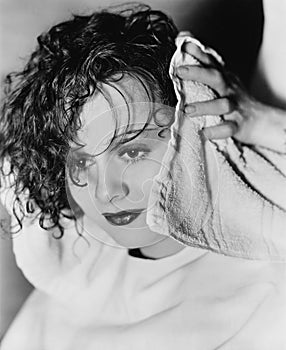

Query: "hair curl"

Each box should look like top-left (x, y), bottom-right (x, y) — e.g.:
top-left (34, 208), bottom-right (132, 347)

top-left (0, 3), bottom-right (178, 238)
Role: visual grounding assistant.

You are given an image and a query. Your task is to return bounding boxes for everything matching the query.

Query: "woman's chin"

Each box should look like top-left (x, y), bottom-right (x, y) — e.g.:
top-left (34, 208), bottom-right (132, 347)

top-left (103, 227), bottom-right (165, 249)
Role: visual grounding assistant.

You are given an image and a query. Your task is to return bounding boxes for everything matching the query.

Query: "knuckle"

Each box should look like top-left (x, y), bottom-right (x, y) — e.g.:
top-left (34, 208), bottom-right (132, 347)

top-left (210, 68), bottom-right (223, 82)
top-left (228, 121), bottom-right (238, 133)
top-left (221, 98), bottom-right (232, 112)
top-left (211, 69), bottom-right (227, 93)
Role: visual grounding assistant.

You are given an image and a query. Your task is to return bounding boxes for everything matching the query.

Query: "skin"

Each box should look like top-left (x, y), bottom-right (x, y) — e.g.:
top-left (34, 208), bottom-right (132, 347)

top-left (177, 42), bottom-right (286, 154)
top-left (67, 76), bottom-right (185, 259)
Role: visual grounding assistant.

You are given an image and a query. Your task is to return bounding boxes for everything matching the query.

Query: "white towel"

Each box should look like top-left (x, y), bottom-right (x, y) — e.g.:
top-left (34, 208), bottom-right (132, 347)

top-left (146, 33), bottom-right (286, 261)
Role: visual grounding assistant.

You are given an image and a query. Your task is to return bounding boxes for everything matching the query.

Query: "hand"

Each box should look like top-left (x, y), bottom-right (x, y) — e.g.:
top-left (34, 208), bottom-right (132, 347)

top-left (176, 42), bottom-right (286, 153)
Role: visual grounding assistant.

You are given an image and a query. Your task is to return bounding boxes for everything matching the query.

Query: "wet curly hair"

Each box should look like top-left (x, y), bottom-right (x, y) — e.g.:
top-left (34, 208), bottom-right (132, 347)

top-left (0, 3), bottom-right (178, 238)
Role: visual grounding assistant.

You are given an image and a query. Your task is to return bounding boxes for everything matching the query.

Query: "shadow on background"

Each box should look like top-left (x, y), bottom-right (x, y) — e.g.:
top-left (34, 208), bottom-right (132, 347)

top-left (176, 0), bottom-right (264, 86)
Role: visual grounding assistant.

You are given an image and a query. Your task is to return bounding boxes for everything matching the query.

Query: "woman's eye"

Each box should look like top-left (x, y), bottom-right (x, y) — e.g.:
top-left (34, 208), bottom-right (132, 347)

top-left (119, 146), bottom-right (150, 164)
top-left (68, 155), bottom-right (96, 187)
top-left (126, 149), bottom-right (140, 158)
top-left (70, 156), bottom-right (95, 171)
top-left (72, 158), bottom-right (85, 170)
top-left (75, 158), bottom-right (89, 170)
top-left (71, 157), bottom-right (87, 170)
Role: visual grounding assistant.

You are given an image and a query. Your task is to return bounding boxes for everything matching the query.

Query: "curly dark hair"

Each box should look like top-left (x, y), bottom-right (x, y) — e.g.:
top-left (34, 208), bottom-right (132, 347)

top-left (0, 3), bottom-right (178, 238)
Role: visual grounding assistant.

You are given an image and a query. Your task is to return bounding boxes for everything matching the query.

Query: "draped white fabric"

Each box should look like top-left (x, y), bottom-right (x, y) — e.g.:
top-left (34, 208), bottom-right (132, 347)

top-left (1, 212), bottom-right (285, 349)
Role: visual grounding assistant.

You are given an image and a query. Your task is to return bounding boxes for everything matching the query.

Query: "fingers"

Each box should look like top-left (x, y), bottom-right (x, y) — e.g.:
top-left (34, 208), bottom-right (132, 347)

top-left (177, 65), bottom-right (229, 96)
top-left (202, 121), bottom-right (238, 140)
top-left (182, 42), bottom-right (215, 66)
top-left (178, 42), bottom-right (243, 142)
top-left (185, 100), bottom-right (240, 141)
top-left (185, 98), bottom-right (235, 117)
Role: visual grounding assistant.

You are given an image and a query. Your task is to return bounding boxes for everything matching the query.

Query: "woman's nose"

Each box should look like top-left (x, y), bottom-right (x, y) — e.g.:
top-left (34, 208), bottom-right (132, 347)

top-left (94, 158), bottom-right (129, 204)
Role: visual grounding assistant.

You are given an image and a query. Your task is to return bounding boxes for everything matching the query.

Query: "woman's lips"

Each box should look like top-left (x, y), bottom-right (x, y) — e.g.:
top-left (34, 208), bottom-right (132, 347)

top-left (102, 209), bottom-right (144, 226)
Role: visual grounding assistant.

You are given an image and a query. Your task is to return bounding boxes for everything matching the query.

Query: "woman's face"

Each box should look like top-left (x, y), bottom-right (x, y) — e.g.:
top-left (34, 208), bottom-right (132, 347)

top-left (67, 76), bottom-right (173, 248)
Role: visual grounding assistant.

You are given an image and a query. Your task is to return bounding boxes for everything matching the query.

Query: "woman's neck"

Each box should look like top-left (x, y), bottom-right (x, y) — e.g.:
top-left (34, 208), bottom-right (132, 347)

top-left (140, 236), bottom-right (185, 259)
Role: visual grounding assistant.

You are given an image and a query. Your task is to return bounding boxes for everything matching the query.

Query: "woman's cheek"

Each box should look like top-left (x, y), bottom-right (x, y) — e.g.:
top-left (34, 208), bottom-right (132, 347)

top-left (68, 183), bottom-right (94, 213)
top-left (127, 159), bottom-right (162, 199)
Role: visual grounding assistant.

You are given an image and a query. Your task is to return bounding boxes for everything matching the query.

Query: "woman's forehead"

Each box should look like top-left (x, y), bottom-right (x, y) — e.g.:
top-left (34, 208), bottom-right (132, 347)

top-left (80, 76), bottom-right (156, 127)
top-left (76, 77), bottom-right (163, 152)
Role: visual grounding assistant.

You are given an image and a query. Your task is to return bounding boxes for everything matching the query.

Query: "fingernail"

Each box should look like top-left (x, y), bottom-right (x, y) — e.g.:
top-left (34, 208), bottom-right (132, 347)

top-left (185, 104), bottom-right (196, 114)
top-left (177, 66), bottom-right (188, 75)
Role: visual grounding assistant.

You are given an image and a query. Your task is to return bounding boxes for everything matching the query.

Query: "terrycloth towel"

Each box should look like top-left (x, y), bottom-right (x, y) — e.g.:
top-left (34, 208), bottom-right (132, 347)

top-left (146, 33), bottom-right (286, 261)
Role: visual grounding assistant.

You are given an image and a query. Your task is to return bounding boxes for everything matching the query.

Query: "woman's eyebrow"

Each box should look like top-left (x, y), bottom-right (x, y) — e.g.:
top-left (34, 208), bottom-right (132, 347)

top-left (108, 127), bottom-right (160, 151)
top-left (70, 127), bottom-right (161, 155)
top-left (113, 126), bottom-right (160, 140)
